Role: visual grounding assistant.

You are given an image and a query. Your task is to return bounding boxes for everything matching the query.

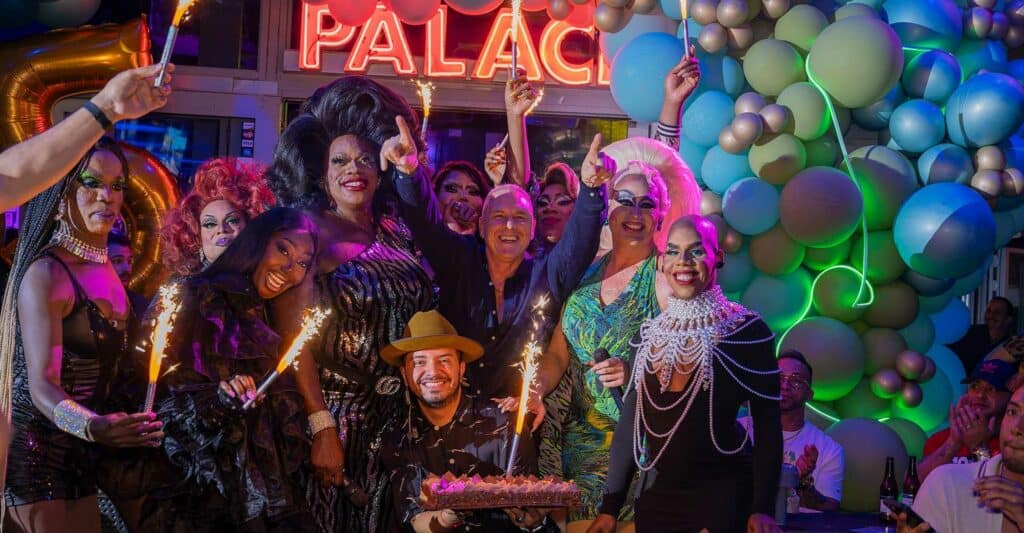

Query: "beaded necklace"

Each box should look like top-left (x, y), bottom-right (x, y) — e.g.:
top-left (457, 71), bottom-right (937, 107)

top-left (627, 285), bottom-right (778, 471)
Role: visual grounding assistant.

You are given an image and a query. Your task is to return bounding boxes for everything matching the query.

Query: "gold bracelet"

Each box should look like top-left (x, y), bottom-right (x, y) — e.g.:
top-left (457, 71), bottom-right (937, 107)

top-left (308, 409), bottom-right (337, 436)
top-left (53, 399), bottom-right (97, 442)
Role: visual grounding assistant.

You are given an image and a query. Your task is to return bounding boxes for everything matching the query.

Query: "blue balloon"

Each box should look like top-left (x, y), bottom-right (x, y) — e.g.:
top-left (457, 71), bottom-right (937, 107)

top-left (889, 99), bottom-right (946, 154)
top-left (701, 146), bottom-right (753, 195)
top-left (698, 54), bottom-right (746, 97)
top-left (881, 0), bottom-right (962, 51)
top-left (995, 210), bottom-right (1018, 247)
top-left (683, 90), bottom-right (735, 147)
top-left (659, 0), bottom-right (682, 19)
top-left (719, 246), bottom-right (755, 293)
top-left (679, 135), bottom-right (710, 186)
top-left (852, 85), bottom-right (906, 131)
top-left (902, 269), bottom-right (954, 297)
top-left (952, 254), bottom-right (994, 297)
top-left (1009, 60), bottom-right (1024, 85)
top-left (1001, 133), bottom-right (1024, 170)
top-left (926, 343), bottom-right (967, 397)
top-left (956, 39), bottom-right (1009, 80)
top-left (930, 298), bottom-right (971, 344)
top-left (917, 144), bottom-right (974, 185)
top-left (722, 177), bottom-right (780, 236)
top-left (945, 72), bottom-right (1024, 148)
top-left (902, 49), bottom-right (962, 104)
top-left (600, 13), bottom-right (679, 63)
top-left (611, 33), bottom-right (686, 122)
top-left (893, 183), bottom-right (996, 279)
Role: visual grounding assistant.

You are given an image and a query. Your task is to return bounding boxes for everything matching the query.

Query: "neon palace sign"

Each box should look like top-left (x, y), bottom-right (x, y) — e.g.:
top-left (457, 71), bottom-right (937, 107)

top-left (297, 2), bottom-right (611, 87)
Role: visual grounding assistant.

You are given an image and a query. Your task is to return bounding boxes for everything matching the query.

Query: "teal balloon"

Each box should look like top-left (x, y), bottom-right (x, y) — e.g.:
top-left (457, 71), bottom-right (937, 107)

top-left (930, 298), bottom-right (971, 344)
top-left (926, 343), bottom-right (966, 397)
top-left (722, 177), bottom-right (780, 235)
top-left (702, 145), bottom-right (753, 194)
top-left (956, 39), bottom-right (1009, 80)
top-left (683, 90), bottom-right (735, 147)
top-left (679, 135), bottom-right (710, 186)
top-left (835, 379), bottom-right (892, 419)
top-left (719, 247), bottom-right (756, 293)
top-left (891, 366), bottom-right (954, 433)
top-left (698, 54), bottom-right (746, 97)
top-left (899, 311), bottom-right (937, 353)
top-left (952, 255), bottom-right (994, 297)
top-left (893, 183), bottom-right (996, 279)
top-left (659, 0), bottom-right (682, 19)
top-left (779, 317), bottom-right (865, 401)
top-left (881, 0), bottom-right (962, 51)
top-left (852, 85), bottom-right (906, 131)
top-left (889, 99), bottom-right (946, 154)
top-left (996, 210), bottom-right (1018, 247)
top-left (600, 12), bottom-right (679, 62)
top-left (919, 287), bottom-right (955, 314)
top-left (902, 50), bottom-right (962, 104)
top-left (917, 144), bottom-right (974, 185)
top-left (827, 419), bottom-right (908, 512)
top-left (611, 33), bottom-right (686, 122)
top-left (742, 269), bottom-right (813, 333)
top-left (945, 72), bottom-right (1024, 148)
top-left (883, 417), bottom-right (929, 459)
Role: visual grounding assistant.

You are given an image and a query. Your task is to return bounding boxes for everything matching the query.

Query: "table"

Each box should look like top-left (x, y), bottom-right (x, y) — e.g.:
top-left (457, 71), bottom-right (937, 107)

top-left (784, 511), bottom-right (893, 532)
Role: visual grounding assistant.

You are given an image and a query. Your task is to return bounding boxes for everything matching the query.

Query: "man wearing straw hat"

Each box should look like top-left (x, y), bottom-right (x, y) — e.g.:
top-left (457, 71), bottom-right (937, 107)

top-left (380, 310), bottom-right (556, 532)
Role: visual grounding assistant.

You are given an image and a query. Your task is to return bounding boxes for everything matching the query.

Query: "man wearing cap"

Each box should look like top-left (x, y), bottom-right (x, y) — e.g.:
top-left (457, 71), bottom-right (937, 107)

top-left (380, 311), bottom-right (557, 532)
top-left (918, 359), bottom-right (1017, 481)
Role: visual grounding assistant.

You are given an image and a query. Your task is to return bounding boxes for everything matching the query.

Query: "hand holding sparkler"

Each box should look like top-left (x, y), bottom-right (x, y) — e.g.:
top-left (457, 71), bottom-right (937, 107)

top-left (144, 284), bottom-right (184, 413)
top-left (505, 73), bottom-right (542, 118)
top-left (663, 47), bottom-right (701, 108)
top-left (155, 0), bottom-right (199, 88)
top-left (242, 308), bottom-right (330, 410)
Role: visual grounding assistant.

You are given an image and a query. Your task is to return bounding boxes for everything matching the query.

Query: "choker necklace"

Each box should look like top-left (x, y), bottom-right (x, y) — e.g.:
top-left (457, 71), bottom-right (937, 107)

top-left (51, 225), bottom-right (107, 264)
top-left (628, 285), bottom-right (778, 471)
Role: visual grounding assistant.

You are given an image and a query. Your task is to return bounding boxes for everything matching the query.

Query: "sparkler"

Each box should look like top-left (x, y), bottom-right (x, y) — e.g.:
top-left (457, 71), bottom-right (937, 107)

top-left (510, 0), bottom-right (523, 78)
top-left (414, 80), bottom-right (435, 141)
top-left (506, 294), bottom-right (550, 476)
top-left (143, 284), bottom-right (183, 413)
top-left (680, 0), bottom-right (691, 59)
top-left (154, 0), bottom-right (198, 87)
top-left (242, 308), bottom-right (331, 409)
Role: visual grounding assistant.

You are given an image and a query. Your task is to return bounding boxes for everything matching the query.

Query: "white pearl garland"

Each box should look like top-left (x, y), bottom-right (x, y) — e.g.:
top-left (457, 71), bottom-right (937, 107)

top-left (627, 285), bottom-right (779, 472)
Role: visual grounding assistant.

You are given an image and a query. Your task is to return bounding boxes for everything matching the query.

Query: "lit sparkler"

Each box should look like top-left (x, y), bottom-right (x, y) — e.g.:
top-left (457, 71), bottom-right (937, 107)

top-left (414, 80), bottom-right (436, 141)
top-left (242, 308), bottom-right (331, 409)
top-left (510, 0), bottom-right (523, 78)
top-left (143, 284), bottom-right (183, 413)
top-left (506, 294), bottom-right (550, 476)
top-left (680, 0), bottom-right (691, 59)
top-left (154, 0), bottom-right (199, 87)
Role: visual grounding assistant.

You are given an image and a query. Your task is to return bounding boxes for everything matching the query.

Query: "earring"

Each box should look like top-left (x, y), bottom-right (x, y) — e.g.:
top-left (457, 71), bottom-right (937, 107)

top-left (200, 247), bottom-right (210, 268)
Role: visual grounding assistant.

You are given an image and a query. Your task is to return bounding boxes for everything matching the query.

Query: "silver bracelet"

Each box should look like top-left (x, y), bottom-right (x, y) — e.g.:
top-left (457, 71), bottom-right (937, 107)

top-left (308, 409), bottom-right (337, 436)
top-left (53, 399), bottom-right (97, 442)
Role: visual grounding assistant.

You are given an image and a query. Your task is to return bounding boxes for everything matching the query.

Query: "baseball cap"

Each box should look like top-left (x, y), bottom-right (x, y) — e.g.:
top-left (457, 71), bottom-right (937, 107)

top-left (962, 359), bottom-right (1017, 392)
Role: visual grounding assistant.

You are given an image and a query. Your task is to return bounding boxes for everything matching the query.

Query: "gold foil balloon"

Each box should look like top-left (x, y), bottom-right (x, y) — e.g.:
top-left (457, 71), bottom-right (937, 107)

top-left (118, 142), bottom-right (181, 296)
top-left (918, 357), bottom-right (937, 383)
top-left (975, 145), bottom-right (1006, 170)
top-left (699, 23), bottom-right (729, 54)
top-left (632, 0), bottom-right (659, 14)
top-left (1006, 24), bottom-right (1024, 48)
top-left (547, 0), bottom-right (573, 20)
top-left (763, 0), bottom-right (792, 19)
top-left (701, 190), bottom-right (723, 215)
top-left (727, 24), bottom-right (755, 50)
top-left (759, 103), bottom-right (794, 135)
top-left (971, 168), bottom-right (1005, 198)
top-left (595, 3), bottom-right (633, 33)
top-left (895, 350), bottom-right (927, 380)
top-left (1004, 167), bottom-right (1024, 196)
top-left (900, 381), bottom-right (923, 408)
top-left (718, 127), bottom-right (749, 154)
top-left (717, 0), bottom-right (749, 28)
top-left (691, 0), bottom-right (720, 25)
top-left (731, 112), bottom-right (765, 146)
top-left (0, 18), bottom-right (151, 151)
top-left (735, 91), bottom-right (767, 114)
top-left (870, 368), bottom-right (903, 399)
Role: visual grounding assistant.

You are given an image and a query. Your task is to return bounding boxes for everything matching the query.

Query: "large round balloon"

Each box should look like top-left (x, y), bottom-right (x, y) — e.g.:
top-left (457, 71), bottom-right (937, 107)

top-left (807, 16), bottom-right (904, 108)
top-left (37, 0), bottom-right (100, 27)
top-left (749, 134), bottom-right (807, 185)
top-left (893, 183), bottom-right (996, 279)
top-left (918, 144), bottom-right (975, 185)
top-left (852, 85), bottom-right (906, 131)
top-left (927, 343), bottom-right (967, 397)
top-left (683, 90), bottom-right (735, 147)
top-left (445, 0), bottom-right (503, 15)
top-left (930, 297), bottom-right (972, 345)
top-left (919, 286), bottom-right (956, 314)
top-left (720, 246), bottom-right (756, 293)
top-left (774, 4), bottom-right (829, 54)
top-left (863, 327), bottom-right (909, 375)
top-left (901, 49), bottom-right (962, 104)
top-left (701, 145), bottom-right (753, 194)
top-left (881, 0), bottom-right (962, 51)
top-left (722, 177), bottom-right (780, 235)
top-left (891, 366), bottom-right (954, 433)
top-left (835, 379), bottom-right (892, 419)
top-left (600, 12), bottom-right (679, 62)
top-left (956, 39), bottom-right (1009, 80)
top-left (742, 269), bottom-right (813, 332)
top-left (742, 39), bottom-right (807, 97)
top-left (776, 82), bottom-right (830, 141)
top-left (779, 167), bottom-right (863, 247)
top-left (850, 230), bottom-right (907, 285)
top-left (849, 145), bottom-right (918, 230)
top-left (389, 0), bottom-right (441, 24)
top-left (698, 53), bottom-right (746, 97)
top-left (827, 418), bottom-right (908, 512)
top-left (780, 317), bottom-right (865, 401)
top-left (945, 72), bottom-right (1024, 148)
top-left (611, 33), bottom-right (686, 122)
top-left (804, 240), bottom-right (852, 271)
top-left (864, 281), bottom-right (920, 329)
top-left (883, 417), bottom-right (929, 459)
top-left (889, 99), bottom-right (946, 154)
top-left (679, 136), bottom-right (710, 185)
top-left (328, 0), bottom-right (377, 25)
top-left (899, 311), bottom-right (937, 353)
top-left (750, 224), bottom-right (806, 275)
top-left (813, 266), bottom-right (869, 322)
top-left (902, 270), bottom-right (954, 297)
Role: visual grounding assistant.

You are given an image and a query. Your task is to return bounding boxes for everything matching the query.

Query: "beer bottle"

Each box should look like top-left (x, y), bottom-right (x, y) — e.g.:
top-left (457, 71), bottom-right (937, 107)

top-left (902, 456), bottom-right (920, 507)
top-left (880, 456), bottom-right (899, 524)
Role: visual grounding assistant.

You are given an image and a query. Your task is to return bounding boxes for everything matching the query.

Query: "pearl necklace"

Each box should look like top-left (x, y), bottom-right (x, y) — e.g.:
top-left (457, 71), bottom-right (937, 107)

top-left (628, 285), bottom-right (778, 471)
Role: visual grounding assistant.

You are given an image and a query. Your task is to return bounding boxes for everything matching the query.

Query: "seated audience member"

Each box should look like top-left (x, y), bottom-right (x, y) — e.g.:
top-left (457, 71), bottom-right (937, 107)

top-left (740, 350), bottom-right (843, 511)
top-left (950, 297), bottom-right (1017, 373)
top-left (901, 384), bottom-right (1024, 532)
top-left (918, 360), bottom-right (1015, 480)
top-left (380, 310), bottom-right (557, 532)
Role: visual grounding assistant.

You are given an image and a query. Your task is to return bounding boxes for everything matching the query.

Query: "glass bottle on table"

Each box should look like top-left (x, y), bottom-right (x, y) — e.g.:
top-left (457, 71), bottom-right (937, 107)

top-left (902, 455), bottom-right (920, 507)
top-left (880, 456), bottom-right (899, 525)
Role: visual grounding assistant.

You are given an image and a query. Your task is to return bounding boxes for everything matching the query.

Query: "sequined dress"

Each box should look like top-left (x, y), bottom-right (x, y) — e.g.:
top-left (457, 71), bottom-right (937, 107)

top-left (308, 216), bottom-right (435, 533)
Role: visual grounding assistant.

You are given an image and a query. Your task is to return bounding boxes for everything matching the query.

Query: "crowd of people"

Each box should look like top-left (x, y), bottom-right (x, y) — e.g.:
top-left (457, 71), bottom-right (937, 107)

top-left (1, 54), bottom-right (1022, 533)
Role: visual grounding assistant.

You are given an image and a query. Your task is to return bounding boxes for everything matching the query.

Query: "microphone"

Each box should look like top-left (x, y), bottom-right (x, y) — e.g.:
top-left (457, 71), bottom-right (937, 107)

top-left (593, 348), bottom-right (624, 410)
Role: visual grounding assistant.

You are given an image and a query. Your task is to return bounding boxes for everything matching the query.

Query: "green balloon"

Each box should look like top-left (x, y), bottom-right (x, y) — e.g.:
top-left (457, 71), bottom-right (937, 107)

top-left (775, 4), bottom-right (829, 54)
top-left (835, 3), bottom-right (880, 21)
top-left (849, 319), bottom-right (870, 336)
top-left (742, 269), bottom-right (813, 332)
top-left (805, 135), bottom-right (840, 167)
top-left (919, 287), bottom-right (955, 314)
top-left (864, 281), bottom-right (919, 329)
top-left (850, 230), bottom-right (907, 284)
top-left (780, 317), bottom-right (865, 401)
top-left (750, 224), bottom-right (806, 275)
top-left (813, 266), bottom-right (867, 322)
top-left (862, 327), bottom-right (907, 374)
top-left (835, 379), bottom-right (892, 419)
top-left (828, 419), bottom-right (908, 512)
top-left (849, 145), bottom-right (919, 231)
top-left (807, 16), bottom-right (905, 108)
top-left (899, 311), bottom-right (937, 353)
top-left (749, 133), bottom-right (808, 185)
top-left (743, 39), bottom-right (807, 97)
top-left (883, 417), bottom-right (929, 459)
top-left (891, 366), bottom-right (954, 433)
top-left (777, 82), bottom-right (831, 141)
top-left (803, 241), bottom-right (852, 271)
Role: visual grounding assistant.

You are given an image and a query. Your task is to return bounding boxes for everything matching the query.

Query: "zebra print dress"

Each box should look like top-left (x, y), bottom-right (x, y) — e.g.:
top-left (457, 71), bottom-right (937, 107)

top-left (307, 216), bottom-right (435, 533)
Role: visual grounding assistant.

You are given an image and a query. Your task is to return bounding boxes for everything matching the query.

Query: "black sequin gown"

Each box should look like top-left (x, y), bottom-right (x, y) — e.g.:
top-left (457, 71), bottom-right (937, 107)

top-left (308, 216), bottom-right (435, 533)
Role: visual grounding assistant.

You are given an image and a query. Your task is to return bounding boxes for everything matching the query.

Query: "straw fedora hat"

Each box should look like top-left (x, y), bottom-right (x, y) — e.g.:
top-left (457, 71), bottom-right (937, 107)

top-left (381, 310), bottom-right (484, 367)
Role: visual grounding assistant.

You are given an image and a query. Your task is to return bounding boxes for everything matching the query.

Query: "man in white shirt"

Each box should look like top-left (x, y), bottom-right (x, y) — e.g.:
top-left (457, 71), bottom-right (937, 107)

top-left (741, 350), bottom-right (844, 511)
top-left (905, 384), bottom-right (1024, 532)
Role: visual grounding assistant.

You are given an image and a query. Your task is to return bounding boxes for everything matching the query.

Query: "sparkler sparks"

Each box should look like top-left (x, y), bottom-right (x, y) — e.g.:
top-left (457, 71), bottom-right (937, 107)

top-left (144, 283), bottom-right (183, 412)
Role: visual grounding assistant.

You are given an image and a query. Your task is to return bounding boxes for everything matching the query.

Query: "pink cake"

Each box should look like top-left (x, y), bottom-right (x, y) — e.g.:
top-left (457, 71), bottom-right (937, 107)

top-left (420, 473), bottom-right (581, 511)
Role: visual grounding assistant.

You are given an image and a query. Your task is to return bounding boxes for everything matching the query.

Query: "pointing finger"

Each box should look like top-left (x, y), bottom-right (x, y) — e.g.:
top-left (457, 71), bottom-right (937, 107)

top-left (395, 115), bottom-right (414, 146)
top-left (588, 133), bottom-right (603, 158)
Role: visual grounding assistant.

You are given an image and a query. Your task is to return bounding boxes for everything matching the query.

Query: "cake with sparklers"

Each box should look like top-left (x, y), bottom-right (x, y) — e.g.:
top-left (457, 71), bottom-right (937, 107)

top-left (420, 473), bottom-right (580, 511)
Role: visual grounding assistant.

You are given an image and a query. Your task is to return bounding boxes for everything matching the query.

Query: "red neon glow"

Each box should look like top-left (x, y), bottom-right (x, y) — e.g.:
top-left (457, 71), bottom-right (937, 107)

top-left (425, 6), bottom-right (467, 77)
top-left (472, 8), bottom-right (543, 81)
top-left (345, 3), bottom-right (417, 75)
top-left (597, 50), bottom-right (611, 87)
top-left (539, 21), bottom-right (595, 86)
top-left (299, 1), bottom-right (357, 70)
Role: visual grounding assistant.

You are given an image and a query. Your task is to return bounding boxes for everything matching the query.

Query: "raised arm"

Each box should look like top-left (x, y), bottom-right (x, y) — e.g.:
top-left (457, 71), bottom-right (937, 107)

top-left (504, 73), bottom-right (539, 189)
top-left (654, 48), bottom-right (700, 150)
top-left (0, 64), bottom-right (172, 211)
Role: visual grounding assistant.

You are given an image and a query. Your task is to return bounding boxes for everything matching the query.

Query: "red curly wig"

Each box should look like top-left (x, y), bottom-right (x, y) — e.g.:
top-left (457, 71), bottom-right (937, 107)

top-left (160, 157), bottom-right (274, 276)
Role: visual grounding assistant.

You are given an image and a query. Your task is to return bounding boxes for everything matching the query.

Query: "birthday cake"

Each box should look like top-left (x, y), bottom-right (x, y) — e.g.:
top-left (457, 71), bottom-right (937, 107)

top-left (420, 473), bottom-right (580, 511)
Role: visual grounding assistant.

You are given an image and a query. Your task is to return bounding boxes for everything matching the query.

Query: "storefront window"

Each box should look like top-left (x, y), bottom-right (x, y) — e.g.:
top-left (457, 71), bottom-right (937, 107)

top-left (150, 0), bottom-right (260, 70)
